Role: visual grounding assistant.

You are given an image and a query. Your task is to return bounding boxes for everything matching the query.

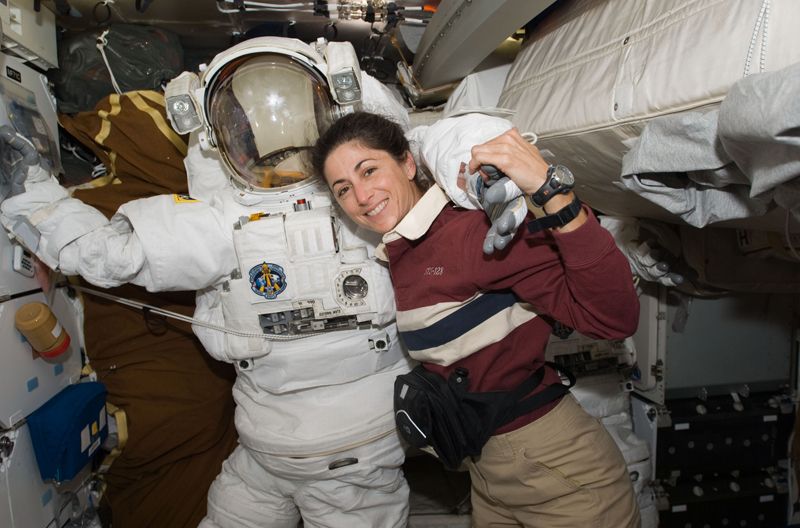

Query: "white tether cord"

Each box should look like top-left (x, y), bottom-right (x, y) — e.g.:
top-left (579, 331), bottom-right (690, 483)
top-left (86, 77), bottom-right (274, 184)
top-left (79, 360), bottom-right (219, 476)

top-left (69, 284), bottom-right (322, 341)
top-left (96, 29), bottom-right (123, 95)
top-left (3, 466), bottom-right (13, 527)
top-left (216, 1), bottom-right (313, 13)
top-left (522, 131), bottom-right (538, 145)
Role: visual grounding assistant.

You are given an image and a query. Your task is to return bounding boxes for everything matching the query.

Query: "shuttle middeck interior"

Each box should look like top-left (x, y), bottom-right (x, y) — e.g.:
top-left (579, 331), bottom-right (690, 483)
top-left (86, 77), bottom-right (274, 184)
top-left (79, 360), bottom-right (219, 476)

top-left (0, 1), bottom-right (798, 527)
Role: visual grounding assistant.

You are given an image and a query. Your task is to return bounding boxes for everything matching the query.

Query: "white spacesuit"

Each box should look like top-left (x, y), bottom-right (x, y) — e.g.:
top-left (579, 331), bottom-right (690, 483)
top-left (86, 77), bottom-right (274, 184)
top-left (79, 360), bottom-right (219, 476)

top-left (0, 37), bottom-right (417, 528)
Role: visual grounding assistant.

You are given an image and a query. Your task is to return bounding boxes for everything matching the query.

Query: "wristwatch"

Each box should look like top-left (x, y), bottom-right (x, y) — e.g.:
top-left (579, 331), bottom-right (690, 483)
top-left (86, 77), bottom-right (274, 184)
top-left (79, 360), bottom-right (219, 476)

top-left (526, 196), bottom-right (582, 233)
top-left (531, 164), bottom-right (575, 207)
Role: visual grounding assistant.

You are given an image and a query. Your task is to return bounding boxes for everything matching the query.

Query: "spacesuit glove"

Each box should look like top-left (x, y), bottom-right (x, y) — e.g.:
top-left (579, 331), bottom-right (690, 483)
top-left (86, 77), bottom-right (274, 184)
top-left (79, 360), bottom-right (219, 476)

top-left (482, 195), bottom-right (528, 254)
top-left (483, 175), bottom-right (524, 204)
top-left (458, 170), bottom-right (527, 254)
top-left (0, 125), bottom-right (51, 198)
top-left (599, 215), bottom-right (684, 287)
top-left (477, 176), bottom-right (526, 254)
top-left (0, 126), bottom-right (69, 263)
top-left (418, 113), bottom-right (514, 210)
top-left (0, 127), bottom-right (102, 270)
top-left (628, 240), bottom-right (684, 287)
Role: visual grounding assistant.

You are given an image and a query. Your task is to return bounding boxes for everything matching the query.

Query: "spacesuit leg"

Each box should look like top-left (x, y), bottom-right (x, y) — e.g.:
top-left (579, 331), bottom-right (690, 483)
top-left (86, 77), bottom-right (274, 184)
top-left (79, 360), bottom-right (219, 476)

top-left (200, 445), bottom-right (302, 528)
top-left (251, 432), bottom-right (410, 528)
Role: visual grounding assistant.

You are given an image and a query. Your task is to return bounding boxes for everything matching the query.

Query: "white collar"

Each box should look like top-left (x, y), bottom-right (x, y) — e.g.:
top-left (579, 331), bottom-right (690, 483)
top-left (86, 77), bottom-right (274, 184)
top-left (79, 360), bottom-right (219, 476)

top-left (376, 185), bottom-right (449, 261)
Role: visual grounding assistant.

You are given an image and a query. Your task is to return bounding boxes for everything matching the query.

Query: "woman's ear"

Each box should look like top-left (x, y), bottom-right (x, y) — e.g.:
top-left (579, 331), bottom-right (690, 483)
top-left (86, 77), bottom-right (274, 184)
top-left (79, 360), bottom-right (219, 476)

top-left (403, 151), bottom-right (417, 181)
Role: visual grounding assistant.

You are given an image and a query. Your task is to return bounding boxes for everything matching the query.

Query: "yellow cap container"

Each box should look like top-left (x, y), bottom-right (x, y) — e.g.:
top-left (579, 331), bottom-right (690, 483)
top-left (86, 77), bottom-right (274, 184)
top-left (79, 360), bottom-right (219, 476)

top-left (15, 302), bottom-right (71, 359)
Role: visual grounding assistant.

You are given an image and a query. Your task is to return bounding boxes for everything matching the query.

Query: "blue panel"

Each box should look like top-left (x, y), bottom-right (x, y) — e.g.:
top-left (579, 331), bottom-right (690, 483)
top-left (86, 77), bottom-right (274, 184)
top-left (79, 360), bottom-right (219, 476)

top-left (27, 377), bottom-right (39, 392)
top-left (53, 363), bottom-right (64, 376)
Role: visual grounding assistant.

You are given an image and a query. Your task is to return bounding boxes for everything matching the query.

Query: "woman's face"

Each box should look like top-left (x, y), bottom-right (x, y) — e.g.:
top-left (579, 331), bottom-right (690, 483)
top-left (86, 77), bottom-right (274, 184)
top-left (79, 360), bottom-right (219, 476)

top-left (324, 140), bottom-right (422, 234)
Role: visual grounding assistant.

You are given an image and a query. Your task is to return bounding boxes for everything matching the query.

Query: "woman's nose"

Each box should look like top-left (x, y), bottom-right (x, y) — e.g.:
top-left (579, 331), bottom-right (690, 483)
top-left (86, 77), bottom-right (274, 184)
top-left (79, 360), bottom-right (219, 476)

top-left (353, 181), bottom-right (372, 204)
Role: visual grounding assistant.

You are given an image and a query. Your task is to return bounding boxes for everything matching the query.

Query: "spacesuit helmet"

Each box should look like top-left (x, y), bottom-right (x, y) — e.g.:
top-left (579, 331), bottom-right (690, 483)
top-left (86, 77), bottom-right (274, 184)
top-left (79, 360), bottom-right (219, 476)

top-left (165, 37), bottom-right (363, 193)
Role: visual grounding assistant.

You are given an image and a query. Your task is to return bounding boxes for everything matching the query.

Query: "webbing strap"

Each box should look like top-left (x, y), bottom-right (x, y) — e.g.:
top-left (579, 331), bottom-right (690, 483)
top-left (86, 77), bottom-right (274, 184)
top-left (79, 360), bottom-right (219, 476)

top-left (97, 402), bottom-right (128, 474)
top-left (506, 362), bottom-right (575, 421)
top-left (488, 361), bottom-right (575, 431)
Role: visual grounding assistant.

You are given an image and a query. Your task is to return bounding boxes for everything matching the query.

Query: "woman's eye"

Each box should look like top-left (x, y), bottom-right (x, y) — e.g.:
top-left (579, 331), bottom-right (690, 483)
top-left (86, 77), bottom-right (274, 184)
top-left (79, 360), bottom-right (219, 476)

top-left (336, 185), bottom-right (350, 198)
top-left (364, 167), bottom-right (376, 177)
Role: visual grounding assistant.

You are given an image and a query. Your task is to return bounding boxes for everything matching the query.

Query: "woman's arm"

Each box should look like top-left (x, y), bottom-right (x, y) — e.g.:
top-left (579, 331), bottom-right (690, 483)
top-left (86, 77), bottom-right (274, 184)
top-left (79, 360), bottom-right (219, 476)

top-left (467, 127), bottom-right (588, 233)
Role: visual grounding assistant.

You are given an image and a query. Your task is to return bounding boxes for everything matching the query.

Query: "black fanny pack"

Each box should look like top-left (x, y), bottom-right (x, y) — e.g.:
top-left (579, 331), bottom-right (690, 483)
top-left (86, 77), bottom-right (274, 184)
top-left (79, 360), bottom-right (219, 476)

top-left (394, 362), bottom-right (575, 470)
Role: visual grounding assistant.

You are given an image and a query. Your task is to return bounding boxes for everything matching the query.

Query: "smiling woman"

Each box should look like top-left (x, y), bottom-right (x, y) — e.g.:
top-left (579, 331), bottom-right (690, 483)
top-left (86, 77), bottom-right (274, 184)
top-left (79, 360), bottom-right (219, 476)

top-left (311, 112), bottom-right (428, 234)
top-left (312, 111), bottom-right (642, 527)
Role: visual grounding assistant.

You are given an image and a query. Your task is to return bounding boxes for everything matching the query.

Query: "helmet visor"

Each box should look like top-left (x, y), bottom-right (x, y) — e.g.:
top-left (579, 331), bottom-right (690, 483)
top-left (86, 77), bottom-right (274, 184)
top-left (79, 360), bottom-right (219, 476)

top-left (208, 54), bottom-right (334, 190)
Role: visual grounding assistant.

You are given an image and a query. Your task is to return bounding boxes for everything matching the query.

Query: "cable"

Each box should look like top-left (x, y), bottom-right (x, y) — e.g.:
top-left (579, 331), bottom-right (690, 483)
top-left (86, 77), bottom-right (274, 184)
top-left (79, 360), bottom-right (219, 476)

top-left (95, 29), bottom-right (122, 94)
top-left (398, 18), bottom-right (426, 25)
top-left (68, 283), bottom-right (323, 341)
top-left (216, 1), bottom-right (314, 13)
top-left (3, 465), bottom-right (13, 527)
top-left (217, 6), bottom-right (313, 13)
top-left (521, 131), bottom-right (539, 145)
top-left (91, 163), bottom-right (107, 179)
top-left (243, 1), bottom-right (309, 7)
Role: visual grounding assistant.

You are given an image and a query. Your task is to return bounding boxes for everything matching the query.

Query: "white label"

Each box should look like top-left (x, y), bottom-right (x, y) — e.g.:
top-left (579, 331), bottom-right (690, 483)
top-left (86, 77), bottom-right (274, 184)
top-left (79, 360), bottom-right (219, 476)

top-left (674, 422), bottom-right (690, 431)
top-left (80, 425), bottom-right (90, 452)
top-left (671, 505), bottom-right (687, 513)
top-left (51, 321), bottom-right (62, 339)
top-left (88, 437), bottom-right (101, 457)
top-left (759, 495), bottom-right (775, 503)
top-left (763, 415), bottom-right (777, 422)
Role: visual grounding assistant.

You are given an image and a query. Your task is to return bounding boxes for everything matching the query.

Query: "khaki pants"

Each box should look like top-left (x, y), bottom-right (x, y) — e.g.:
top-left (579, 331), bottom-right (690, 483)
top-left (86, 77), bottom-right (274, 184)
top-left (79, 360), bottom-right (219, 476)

top-left (466, 395), bottom-right (640, 528)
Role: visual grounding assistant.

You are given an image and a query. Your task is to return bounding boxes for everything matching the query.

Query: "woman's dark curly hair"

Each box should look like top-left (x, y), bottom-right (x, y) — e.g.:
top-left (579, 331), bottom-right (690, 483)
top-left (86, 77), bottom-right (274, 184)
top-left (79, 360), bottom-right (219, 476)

top-left (311, 111), bottom-right (412, 181)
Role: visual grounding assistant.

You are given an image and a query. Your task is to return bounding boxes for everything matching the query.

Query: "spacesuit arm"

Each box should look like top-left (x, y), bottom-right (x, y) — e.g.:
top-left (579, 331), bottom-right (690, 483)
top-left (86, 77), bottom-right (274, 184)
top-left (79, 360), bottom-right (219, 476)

top-left (2, 188), bottom-right (235, 291)
top-left (0, 172), bottom-right (111, 276)
top-left (416, 114), bottom-right (513, 209)
top-left (415, 113), bottom-right (529, 253)
top-left (1, 131), bottom-right (234, 290)
top-left (360, 72), bottom-right (410, 131)
top-left (114, 195), bottom-right (235, 291)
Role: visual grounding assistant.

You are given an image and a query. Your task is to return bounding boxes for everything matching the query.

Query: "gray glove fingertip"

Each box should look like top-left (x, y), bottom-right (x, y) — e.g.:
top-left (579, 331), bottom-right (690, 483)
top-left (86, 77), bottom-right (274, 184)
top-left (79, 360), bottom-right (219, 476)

top-left (495, 212), bottom-right (514, 235)
top-left (482, 225), bottom-right (498, 255)
top-left (494, 233), bottom-right (513, 252)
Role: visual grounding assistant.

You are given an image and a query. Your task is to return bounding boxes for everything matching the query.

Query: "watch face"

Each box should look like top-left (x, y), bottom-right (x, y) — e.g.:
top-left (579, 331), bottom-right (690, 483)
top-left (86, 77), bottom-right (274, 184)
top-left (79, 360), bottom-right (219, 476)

top-left (533, 164), bottom-right (575, 206)
top-left (553, 165), bottom-right (575, 186)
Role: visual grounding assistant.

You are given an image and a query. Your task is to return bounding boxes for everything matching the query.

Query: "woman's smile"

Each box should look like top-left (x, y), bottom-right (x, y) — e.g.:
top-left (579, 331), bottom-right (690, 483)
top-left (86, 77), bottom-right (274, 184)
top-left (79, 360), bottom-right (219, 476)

top-left (365, 198), bottom-right (389, 217)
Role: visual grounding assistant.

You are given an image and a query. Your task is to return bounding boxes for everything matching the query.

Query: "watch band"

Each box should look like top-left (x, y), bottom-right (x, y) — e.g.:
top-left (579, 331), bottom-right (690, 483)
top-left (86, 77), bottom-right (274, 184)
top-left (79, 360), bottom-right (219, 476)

top-left (526, 196), bottom-right (582, 233)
